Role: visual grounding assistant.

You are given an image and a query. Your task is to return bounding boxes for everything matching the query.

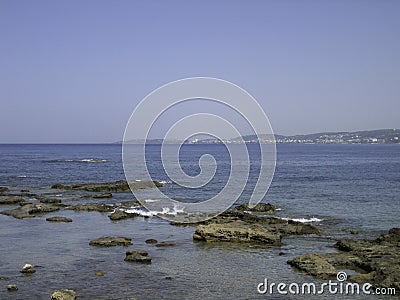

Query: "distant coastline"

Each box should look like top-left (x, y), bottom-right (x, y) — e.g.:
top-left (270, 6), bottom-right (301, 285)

top-left (122, 129), bottom-right (400, 145)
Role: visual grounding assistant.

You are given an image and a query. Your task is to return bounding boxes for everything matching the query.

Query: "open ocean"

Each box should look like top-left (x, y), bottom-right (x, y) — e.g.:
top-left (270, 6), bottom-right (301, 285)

top-left (0, 144), bottom-right (399, 299)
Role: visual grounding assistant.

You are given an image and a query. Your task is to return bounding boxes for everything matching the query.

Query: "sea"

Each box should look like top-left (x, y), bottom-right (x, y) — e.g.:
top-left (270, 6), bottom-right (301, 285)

top-left (0, 144), bottom-right (399, 299)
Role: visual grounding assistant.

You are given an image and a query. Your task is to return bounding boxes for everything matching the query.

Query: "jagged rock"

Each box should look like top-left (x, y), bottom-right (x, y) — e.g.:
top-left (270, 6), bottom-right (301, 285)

top-left (287, 253), bottom-right (337, 279)
top-left (65, 203), bottom-right (113, 213)
top-left (7, 284), bottom-right (18, 292)
top-left (1, 203), bottom-right (59, 219)
top-left (145, 239), bottom-right (158, 244)
top-left (51, 180), bottom-right (163, 192)
top-left (193, 211), bottom-right (320, 244)
top-left (108, 210), bottom-right (140, 221)
top-left (0, 196), bottom-right (25, 205)
top-left (89, 236), bottom-right (132, 247)
top-left (50, 289), bottom-right (76, 300)
top-left (288, 228), bottom-right (400, 290)
top-left (20, 264), bottom-right (35, 274)
top-left (235, 203), bottom-right (276, 214)
top-left (125, 250), bottom-right (151, 263)
top-left (46, 216), bottom-right (72, 223)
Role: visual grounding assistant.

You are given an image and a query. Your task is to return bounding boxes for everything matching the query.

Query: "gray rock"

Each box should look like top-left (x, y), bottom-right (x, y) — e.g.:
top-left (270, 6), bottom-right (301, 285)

top-left (235, 203), bottom-right (276, 214)
top-left (20, 264), bottom-right (35, 274)
top-left (52, 180), bottom-right (163, 192)
top-left (287, 253), bottom-right (337, 279)
top-left (109, 210), bottom-right (140, 221)
top-left (7, 284), bottom-right (18, 292)
top-left (145, 239), bottom-right (158, 244)
top-left (125, 250), bottom-right (151, 263)
top-left (46, 216), bottom-right (72, 223)
top-left (65, 203), bottom-right (113, 213)
top-left (81, 193), bottom-right (113, 199)
top-left (1, 203), bottom-right (59, 219)
top-left (89, 236), bottom-right (132, 247)
top-left (0, 196), bottom-right (24, 205)
top-left (50, 289), bottom-right (77, 300)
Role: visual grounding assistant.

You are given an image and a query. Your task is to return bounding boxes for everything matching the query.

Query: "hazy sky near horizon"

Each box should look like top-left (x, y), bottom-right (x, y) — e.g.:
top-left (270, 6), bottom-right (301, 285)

top-left (1, 0), bottom-right (399, 143)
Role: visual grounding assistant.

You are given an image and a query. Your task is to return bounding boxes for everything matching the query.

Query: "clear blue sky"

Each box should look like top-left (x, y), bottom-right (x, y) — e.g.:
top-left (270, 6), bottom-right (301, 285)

top-left (1, 0), bottom-right (399, 143)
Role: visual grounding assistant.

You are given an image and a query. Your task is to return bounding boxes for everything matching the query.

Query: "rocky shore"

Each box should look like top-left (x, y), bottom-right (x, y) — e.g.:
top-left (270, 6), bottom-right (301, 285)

top-left (1, 181), bottom-right (399, 297)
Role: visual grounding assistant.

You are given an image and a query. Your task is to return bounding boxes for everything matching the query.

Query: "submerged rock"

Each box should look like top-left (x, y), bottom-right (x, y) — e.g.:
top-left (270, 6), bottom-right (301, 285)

top-left (51, 180), bottom-right (163, 193)
top-left (46, 216), bottom-right (72, 223)
top-left (155, 242), bottom-right (177, 247)
top-left (50, 289), bottom-right (77, 300)
top-left (20, 264), bottom-right (35, 274)
top-left (0, 196), bottom-right (25, 205)
top-left (39, 197), bottom-right (62, 204)
top-left (108, 210), bottom-right (140, 221)
top-left (7, 284), bottom-right (18, 292)
top-left (145, 239), bottom-right (158, 244)
top-left (193, 210), bottom-right (320, 245)
top-left (65, 203), bottom-right (113, 213)
top-left (288, 228), bottom-right (400, 290)
top-left (125, 250), bottom-right (151, 263)
top-left (89, 236), bottom-right (132, 247)
top-left (1, 203), bottom-right (59, 219)
top-left (234, 203), bottom-right (276, 214)
top-left (81, 192), bottom-right (113, 198)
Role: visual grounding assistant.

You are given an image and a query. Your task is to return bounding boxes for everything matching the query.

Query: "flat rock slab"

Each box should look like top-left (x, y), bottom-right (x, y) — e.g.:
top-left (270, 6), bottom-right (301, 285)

top-left (125, 250), bottom-right (151, 263)
top-left (0, 196), bottom-right (25, 205)
top-left (81, 193), bottom-right (113, 199)
top-left (46, 216), bottom-right (72, 222)
top-left (66, 204), bottom-right (114, 213)
top-left (0, 203), bottom-right (60, 219)
top-left (89, 236), bottom-right (132, 247)
top-left (288, 228), bottom-right (400, 290)
top-left (51, 180), bottom-right (163, 192)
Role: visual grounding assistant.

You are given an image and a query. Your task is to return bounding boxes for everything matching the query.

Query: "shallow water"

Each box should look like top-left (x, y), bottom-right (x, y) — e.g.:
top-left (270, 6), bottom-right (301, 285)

top-left (0, 144), bottom-right (399, 299)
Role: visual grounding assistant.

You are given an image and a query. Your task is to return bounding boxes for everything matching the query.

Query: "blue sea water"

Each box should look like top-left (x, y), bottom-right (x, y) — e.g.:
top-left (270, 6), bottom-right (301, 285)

top-left (0, 144), bottom-right (399, 299)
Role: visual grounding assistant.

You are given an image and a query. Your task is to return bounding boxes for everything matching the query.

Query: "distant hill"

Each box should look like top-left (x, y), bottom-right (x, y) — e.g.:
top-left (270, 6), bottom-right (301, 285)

top-left (120, 129), bottom-right (400, 144)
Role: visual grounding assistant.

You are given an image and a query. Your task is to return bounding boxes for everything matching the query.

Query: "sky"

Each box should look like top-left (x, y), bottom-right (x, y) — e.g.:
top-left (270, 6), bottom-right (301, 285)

top-left (0, 0), bottom-right (399, 143)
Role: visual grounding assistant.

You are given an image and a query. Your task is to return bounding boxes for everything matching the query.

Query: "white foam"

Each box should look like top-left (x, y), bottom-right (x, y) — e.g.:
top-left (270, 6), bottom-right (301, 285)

top-left (144, 199), bottom-right (160, 203)
top-left (79, 159), bottom-right (107, 163)
top-left (17, 175), bottom-right (27, 178)
top-left (159, 180), bottom-right (172, 184)
top-left (281, 217), bottom-right (323, 223)
top-left (125, 204), bottom-right (184, 217)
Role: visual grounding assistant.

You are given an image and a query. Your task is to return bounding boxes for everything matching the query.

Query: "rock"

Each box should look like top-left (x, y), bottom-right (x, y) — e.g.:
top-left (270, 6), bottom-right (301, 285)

top-left (46, 216), bottom-right (72, 223)
top-left (119, 200), bottom-right (142, 208)
top-left (0, 196), bottom-right (25, 205)
top-left (81, 193), bottom-right (113, 199)
top-left (0, 276), bottom-right (9, 280)
top-left (193, 210), bottom-right (319, 244)
top-left (52, 180), bottom-right (163, 193)
top-left (155, 242), bottom-right (177, 247)
top-left (89, 236), bottom-right (132, 247)
top-left (350, 230), bottom-right (359, 235)
top-left (7, 284), bottom-right (18, 292)
top-left (20, 189), bottom-right (29, 192)
top-left (288, 228), bottom-right (400, 290)
top-left (20, 264), bottom-right (36, 274)
top-left (235, 203), bottom-right (276, 214)
top-left (165, 276), bottom-right (173, 280)
top-left (145, 239), bottom-right (158, 244)
top-left (39, 197), bottom-right (62, 204)
top-left (108, 210), bottom-right (140, 221)
top-left (50, 289), bottom-right (77, 300)
top-left (125, 250), bottom-right (151, 263)
top-left (1, 203), bottom-right (59, 219)
top-left (287, 253), bottom-right (337, 279)
top-left (95, 271), bottom-right (104, 276)
top-left (66, 203), bottom-right (113, 213)
top-left (0, 187), bottom-right (10, 193)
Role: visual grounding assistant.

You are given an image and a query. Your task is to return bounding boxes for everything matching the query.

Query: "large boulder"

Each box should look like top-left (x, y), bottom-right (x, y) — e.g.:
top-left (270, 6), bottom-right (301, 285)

top-left (89, 236), bottom-right (132, 247)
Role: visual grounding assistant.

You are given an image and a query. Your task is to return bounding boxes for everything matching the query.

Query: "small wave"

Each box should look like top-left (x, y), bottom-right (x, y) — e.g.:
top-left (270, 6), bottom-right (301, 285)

top-left (159, 180), bottom-right (172, 184)
top-left (17, 175), bottom-right (28, 178)
top-left (281, 217), bottom-right (323, 223)
top-left (44, 159), bottom-right (106, 163)
top-left (144, 199), bottom-right (160, 203)
top-left (125, 204), bottom-right (184, 217)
